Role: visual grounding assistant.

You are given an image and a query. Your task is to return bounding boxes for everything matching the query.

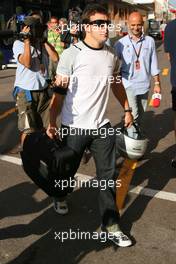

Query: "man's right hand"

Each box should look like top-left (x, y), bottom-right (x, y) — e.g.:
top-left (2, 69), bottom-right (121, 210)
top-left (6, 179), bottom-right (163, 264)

top-left (46, 125), bottom-right (58, 139)
top-left (18, 26), bottom-right (31, 68)
top-left (22, 25), bottom-right (30, 34)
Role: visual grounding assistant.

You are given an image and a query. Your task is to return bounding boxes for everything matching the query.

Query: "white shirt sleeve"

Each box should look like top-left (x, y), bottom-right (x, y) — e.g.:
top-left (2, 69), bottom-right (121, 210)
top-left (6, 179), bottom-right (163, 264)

top-left (150, 38), bottom-right (160, 76)
top-left (56, 47), bottom-right (77, 77)
top-left (13, 40), bottom-right (24, 62)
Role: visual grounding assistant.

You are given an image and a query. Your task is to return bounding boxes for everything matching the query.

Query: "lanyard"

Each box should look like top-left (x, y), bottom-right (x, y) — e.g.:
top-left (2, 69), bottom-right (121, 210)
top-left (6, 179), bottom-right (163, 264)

top-left (52, 31), bottom-right (60, 43)
top-left (129, 36), bottom-right (143, 62)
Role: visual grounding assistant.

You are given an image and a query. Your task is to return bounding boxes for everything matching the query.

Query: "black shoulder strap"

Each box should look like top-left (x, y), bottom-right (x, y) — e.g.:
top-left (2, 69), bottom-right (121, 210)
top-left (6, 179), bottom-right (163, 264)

top-left (73, 44), bottom-right (82, 51)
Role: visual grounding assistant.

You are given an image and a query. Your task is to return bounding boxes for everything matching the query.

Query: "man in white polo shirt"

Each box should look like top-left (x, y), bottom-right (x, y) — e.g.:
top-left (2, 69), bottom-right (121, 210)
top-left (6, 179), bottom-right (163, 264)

top-left (47, 4), bottom-right (133, 247)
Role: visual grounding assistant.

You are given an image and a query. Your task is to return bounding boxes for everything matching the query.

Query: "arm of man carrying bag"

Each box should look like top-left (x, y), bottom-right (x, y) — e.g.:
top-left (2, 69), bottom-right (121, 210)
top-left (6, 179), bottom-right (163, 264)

top-left (46, 74), bottom-right (69, 139)
top-left (46, 44), bottom-right (79, 139)
top-left (110, 55), bottom-right (133, 128)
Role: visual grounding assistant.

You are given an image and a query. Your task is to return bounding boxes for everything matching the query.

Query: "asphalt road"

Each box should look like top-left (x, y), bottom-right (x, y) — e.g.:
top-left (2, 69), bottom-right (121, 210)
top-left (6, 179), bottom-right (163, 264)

top-left (0, 42), bottom-right (176, 264)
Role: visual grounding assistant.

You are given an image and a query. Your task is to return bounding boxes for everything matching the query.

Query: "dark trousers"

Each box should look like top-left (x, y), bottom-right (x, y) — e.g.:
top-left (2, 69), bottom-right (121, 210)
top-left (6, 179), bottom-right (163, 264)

top-left (61, 123), bottom-right (120, 227)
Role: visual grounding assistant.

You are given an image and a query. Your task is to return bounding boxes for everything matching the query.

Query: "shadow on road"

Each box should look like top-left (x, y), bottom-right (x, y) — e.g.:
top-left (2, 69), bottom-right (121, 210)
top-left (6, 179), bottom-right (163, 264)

top-left (155, 40), bottom-right (163, 50)
top-left (114, 107), bottom-right (176, 233)
top-left (0, 103), bottom-right (175, 263)
top-left (0, 102), bottom-right (19, 154)
top-left (143, 108), bottom-right (174, 155)
top-left (121, 144), bottom-right (176, 234)
top-left (2, 187), bottom-right (121, 264)
top-left (0, 181), bottom-right (51, 220)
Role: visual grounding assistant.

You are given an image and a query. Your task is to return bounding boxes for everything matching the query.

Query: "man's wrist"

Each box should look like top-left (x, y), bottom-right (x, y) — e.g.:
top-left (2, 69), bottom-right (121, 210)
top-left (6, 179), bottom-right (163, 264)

top-left (24, 39), bottom-right (30, 44)
top-left (154, 81), bottom-right (160, 86)
top-left (124, 107), bottom-right (132, 113)
top-left (52, 85), bottom-right (68, 95)
top-left (43, 39), bottom-right (48, 45)
top-left (49, 123), bottom-right (57, 128)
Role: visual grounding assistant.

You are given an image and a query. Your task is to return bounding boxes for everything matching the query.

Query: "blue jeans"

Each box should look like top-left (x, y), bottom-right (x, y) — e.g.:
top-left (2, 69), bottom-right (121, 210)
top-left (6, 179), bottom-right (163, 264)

top-left (61, 122), bottom-right (120, 227)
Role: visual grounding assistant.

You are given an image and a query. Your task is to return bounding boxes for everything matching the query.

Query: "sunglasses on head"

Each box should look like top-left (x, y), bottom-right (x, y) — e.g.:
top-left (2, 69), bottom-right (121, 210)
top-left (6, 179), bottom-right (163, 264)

top-left (88, 19), bottom-right (111, 27)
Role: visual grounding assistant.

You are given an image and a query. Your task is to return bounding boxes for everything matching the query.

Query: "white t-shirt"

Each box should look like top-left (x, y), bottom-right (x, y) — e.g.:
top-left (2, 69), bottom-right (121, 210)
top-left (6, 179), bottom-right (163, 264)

top-left (56, 41), bottom-right (119, 129)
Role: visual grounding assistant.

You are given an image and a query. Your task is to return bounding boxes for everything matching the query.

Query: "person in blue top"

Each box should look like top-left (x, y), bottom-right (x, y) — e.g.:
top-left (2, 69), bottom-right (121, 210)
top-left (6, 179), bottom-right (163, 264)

top-left (13, 15), bottom-right (58, 145)
top-left (114, 12), bottom-right (161, 132)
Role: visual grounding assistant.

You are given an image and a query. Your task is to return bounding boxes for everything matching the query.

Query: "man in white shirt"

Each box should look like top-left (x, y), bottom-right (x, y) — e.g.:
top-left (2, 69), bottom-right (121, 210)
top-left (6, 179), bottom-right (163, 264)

top-left (47, 4), bottom-right (133, 247)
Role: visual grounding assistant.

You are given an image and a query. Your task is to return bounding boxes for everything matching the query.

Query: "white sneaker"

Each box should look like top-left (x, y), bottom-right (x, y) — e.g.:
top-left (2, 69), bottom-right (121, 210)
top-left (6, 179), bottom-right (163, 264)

top-left (53, 198), bottom-right (68, 215)
top-left (102, 224), bottom-right (132, 247)
top-left (109, 231), bottom-right (132, 247)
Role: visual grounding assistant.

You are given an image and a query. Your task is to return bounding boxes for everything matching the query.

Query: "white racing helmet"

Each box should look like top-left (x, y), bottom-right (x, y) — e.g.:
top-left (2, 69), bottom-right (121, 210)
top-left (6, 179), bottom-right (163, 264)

top-left (116, 123), bottom-right (149, 160)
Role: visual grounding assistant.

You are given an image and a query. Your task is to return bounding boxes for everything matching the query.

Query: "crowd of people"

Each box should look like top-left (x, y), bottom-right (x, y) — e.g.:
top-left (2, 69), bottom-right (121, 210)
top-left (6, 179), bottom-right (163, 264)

top-left (11, 2), bottom-right (176, 248)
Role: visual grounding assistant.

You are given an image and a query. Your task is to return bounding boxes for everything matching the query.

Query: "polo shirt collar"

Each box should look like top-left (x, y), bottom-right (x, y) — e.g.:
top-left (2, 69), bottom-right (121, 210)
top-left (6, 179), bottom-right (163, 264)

top-left (129, 33), bottom-right (145, 42)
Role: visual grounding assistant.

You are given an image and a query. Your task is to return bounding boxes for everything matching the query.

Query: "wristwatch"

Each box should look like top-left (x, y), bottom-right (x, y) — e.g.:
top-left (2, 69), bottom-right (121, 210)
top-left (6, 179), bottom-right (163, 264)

top-left (124, 107), bottom-right (132, 113)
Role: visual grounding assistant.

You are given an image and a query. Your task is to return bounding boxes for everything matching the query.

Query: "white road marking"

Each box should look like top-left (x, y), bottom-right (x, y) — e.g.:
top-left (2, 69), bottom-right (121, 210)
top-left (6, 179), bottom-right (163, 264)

top-left (129, 185), bottom-right (176, 202)
top-left (0, 107), bottom-right (16, 120)
top-left (0, 155), bottom-right (22, 165)
top-left (0, 155), bottom-right (176, 203)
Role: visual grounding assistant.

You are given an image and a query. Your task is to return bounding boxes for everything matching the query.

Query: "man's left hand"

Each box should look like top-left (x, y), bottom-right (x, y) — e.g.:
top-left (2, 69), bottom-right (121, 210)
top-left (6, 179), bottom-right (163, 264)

top-left (124, 112), bottom-right (133, 128)
top-left (153, 84), bottom-right (161, 94)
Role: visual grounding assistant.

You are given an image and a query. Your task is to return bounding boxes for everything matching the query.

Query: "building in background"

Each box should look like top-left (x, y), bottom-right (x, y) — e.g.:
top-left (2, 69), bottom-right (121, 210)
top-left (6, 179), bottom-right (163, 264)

top-left (133, 0), bottom-right (176, 21)
top-left (155, 0), bottom-right (168, 21)
top-left (168, 0), bottom-right (176, 19)
top-left (1, 0), bottom-right (175, 33)
top-left (105, 0), bottom-right (152, 37)
top-left (133, 0), bottom-right (155, 19)
top-left (0, 0), bottom-right (64, 24)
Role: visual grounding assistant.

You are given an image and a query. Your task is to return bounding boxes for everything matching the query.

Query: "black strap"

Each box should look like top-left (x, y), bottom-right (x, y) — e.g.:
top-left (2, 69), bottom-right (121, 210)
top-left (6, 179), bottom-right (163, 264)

top-left (73, 44), bottom-right (82, 51)
top-left (122, 122), bottom-right (140, 135)
top-left (53, 86), bottom-right (68, 95)
top-left (34, 42), bottom-right (43, 64)
top-left (129, 36), bottom-right (143, 61)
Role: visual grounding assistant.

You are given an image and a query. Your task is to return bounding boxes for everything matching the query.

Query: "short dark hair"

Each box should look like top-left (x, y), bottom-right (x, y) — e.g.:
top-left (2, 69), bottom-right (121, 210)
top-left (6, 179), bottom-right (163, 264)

top-left (24, 16), bottom-right (40, 26)
top-left (50, 16), bottom-right (58, 22)
top-left (82, 3), bottom-right (108, 24)
top-left (30, 12), bottom-right (43, 23)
